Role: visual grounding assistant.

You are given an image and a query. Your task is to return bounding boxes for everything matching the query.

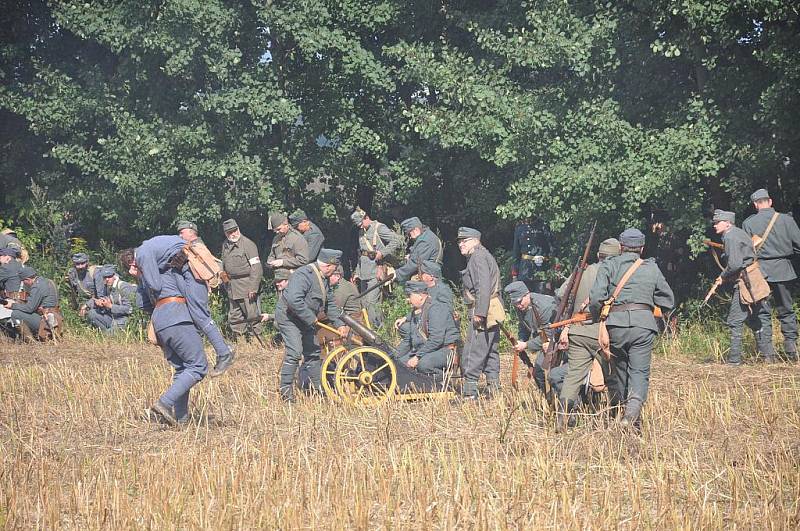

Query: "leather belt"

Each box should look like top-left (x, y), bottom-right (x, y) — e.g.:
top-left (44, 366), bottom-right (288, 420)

top-left (610, 303), bottom-right (652, 312)
top-left (155, 296), bottom-right (186, 308)
top-left (521, 254), bottom-right (547, 260)
top-left (229, 273), bottom-right (250, 279)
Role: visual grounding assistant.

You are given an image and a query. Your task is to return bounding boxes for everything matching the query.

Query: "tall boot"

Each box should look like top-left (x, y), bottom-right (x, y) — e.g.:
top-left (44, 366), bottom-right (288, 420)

top-left (16, 321), bottom-right (35, 343)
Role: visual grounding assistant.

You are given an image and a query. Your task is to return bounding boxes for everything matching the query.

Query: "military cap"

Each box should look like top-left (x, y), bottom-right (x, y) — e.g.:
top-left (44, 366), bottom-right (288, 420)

top-left (712, 209), bottom-right (736, 224)
top-left (750, 188), bottom-right (770, 202)
top-left (619, 228), bottom-right (646, 248)
top-left (503, 281), bottom-right (529, 304)
top-left (318, 248), bottom-right (342, 265)
top-left (273, 268), bottom-right (291, 282)
top-left (222, 218), bottom-right (239, 232)
top-left (288, 209), bottom-right (308, 227)
top-left (18, 266), bottom-right (36, 280)
top-left (71, 252), bottom-right (89, 264)
top-left (404, 280), bottom-right (428, 295)
top-left (598, 238), bottom-right (621, 257)
top-left (268, 212), bottom-right (288, 230)
top-left (457, 227), bottom-right (481, 240)
top-left (400, 217), bottom-right (423, 233)
top-left (176, 220), bottom-right (197, 233)
top-left (350, 208), bottom-right (366, 226)
top-left (101, 265), bottom-right (116, 278)
top-left (0, 247), bottom-right (20, 258)
top-left (419, 259), bottom-right (442, 278)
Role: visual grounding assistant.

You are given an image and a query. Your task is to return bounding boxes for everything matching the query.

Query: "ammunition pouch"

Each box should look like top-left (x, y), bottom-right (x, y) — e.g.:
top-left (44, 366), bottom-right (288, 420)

top-left (738, 262), bottom-right (770, 305)
top-left (486, 294), bottom-right (506, 328)
top-left (36, 307), bottom-right (63, 342)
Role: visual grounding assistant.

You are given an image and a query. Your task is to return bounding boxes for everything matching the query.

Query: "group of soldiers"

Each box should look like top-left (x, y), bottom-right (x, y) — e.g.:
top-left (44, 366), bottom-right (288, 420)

top-left (2, 186), bottom-right (798, 431)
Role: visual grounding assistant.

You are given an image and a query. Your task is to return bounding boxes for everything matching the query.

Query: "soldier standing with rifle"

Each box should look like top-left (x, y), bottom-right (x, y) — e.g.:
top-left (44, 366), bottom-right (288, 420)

top-left (712, 209), bottom-right (777, 365)
top-left (350, 208), bottom-right (403, 328)
top-left (589, 228), bottom-right (674, 429)
top-left (743, 189), bottom-right (800, 360)
top-left (458, 227), bottom-right (505, 400)
top-left (221, 218), bottom-right (264, 340)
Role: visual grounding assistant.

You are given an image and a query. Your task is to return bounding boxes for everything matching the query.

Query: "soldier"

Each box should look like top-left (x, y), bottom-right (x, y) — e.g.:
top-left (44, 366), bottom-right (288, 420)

top-left (458, 227), bottom-right (505, 399)
top-left (176, 220), bottom-right (200, 244)
top-left (503, 281), bottom-right (566, 398)
top-left (267, 212), bottom-right (310, 272)
top-left (555, 238), bottom-right (621, 430)
top-left (2, 266), bottom-right (61, 341)
top-left (0, 228), bottom-right (27, 263)
top-left (395, 281), bottom-right (460, 375)
top-left (120, 238), bottom-right (208, 426)
top-left (67, 253), bottom-right (98, 312)
top-left (221, 218), bottom-right (264, 339)
top-left (330, 265), bottom-right (362, 321)
top-left (276, 248), bottom-right (347, 402)
top-left (419, 259), bottom-right (454, 306)
top-left (0, 248), bottom-right (23, 296)
top-left (85, 266), bottom-right (136, 334)
top-left (289, 209), bottom-right (325, 262)
top-left (743, 189), bottom-right (800, 359)
top-left (713, 209), bottom-right (777, 365)
top-left (350, 208), bottom-right (403, 328)
top-left (512, 217), bottom-right (555, 294)
top-left (395, 217), bottom-right (444, 284)
top-left (589, 228), bottom-right (675, 428)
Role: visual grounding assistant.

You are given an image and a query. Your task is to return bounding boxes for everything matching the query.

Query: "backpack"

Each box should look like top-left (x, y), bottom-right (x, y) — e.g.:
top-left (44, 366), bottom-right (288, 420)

top-left (183, 242), bottom-right (228, 288)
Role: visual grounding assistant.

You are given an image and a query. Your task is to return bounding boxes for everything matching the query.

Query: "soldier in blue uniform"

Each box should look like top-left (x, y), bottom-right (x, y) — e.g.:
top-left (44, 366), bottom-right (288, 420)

top-left (589, 228), bottom-right (675, 428)
top-left (276, 248), bottom-right (347, 402)
top-left (289, 209), bottom-right (325, 262)
top-left (395, 217), bottom-right (444, 284)
top-left (3, 266), bottom-right (60, 340)
top-left (395, 281), bottom-right (461, 376)
top-left (120, 237), bottom-right (209, 426)
top-left (67, 252), bottom-right (98, 312)
top-left (85, 266), bottom-right (136, 334)
top-left (419, 259), bottom-right (454, 306)
top-left (512, 217), bottom-right (555, 294)
top-left (0, 248), bottom-right (23, 295)
top-left (742, 189), bottom-right (800, 359)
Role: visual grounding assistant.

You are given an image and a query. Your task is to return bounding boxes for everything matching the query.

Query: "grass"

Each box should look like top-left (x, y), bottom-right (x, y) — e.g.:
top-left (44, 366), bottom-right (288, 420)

top-left (1, 326), bottom-right (799, 529)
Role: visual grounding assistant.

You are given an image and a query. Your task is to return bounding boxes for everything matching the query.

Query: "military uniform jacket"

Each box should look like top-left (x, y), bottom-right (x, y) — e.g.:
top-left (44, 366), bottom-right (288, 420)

top-left (461, 244), bottom-right (502, 318)
top-left (589, 252), bottom-right (674, 332)
top-left (268, 229), bottom-right (309, 270)
top-left (517, 293), bottom-right (556, 352)
top-left (88, 278), bottom-right (135, 319)
top-left (743, 208), bottom-right (800, 282)
top-left (11, 276), bottom-right (59, 314)
top-left (720, 226), bottom-right (756, 281)
top-left (303, 222), bottom-right (325, 262)
top-left (396, 228), bottom-right (443, 283)
top-left (0, 260), bottom-right (22, 293)
top-left (283, 263), bottom-right (343, 328)
top-left (333, 279), bottom-right (361, 315)
top-left (67, 266), bottom-right (98, 303)
top-left (429, 280), bottom-right (454, 307)
top-left (512, 220), bottom-right (554, 279)
top-left (222, 234), bottom-right (263, 300)
top-left (137, 268), bottom-right (193, 332)
top-left (355, 220), bottom-right (403, 280)
top-left (396, 297), bottom-right (461, 359)
top-left (556, 262), bottom-right (600, 339)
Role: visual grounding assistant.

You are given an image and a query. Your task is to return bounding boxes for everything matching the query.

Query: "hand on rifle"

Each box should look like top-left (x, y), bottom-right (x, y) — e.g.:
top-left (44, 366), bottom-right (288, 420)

top-left (557, 327), bottom-right (570, 350)
top-left (513, 340), bottom-right (527, 352)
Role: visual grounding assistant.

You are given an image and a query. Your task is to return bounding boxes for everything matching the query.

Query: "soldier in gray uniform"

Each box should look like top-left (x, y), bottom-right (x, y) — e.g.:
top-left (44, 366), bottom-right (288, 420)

top-left (419, 259), bottom-right (454, 306)
top-left (0, 248), bottom-right (23, 295)
top-left (458, 227), bottom-right (504, 399)
top-left (395, 217), bottom-right (444, 284)
top-left (330, 265), bottom-right (362, 319)
top-left (743, 189), bottom-right (800, 359)
top-left (289, 209), bottom-right (325, 262)
top-left (67, 253), bottom-right (98, 311)
top-left (221, 219), bottom-right (264, 338)
top-left (713, 209), bottom-right (777, 365)
top-left (3, 266), bottom-right (60, 337)
top-left (351, 208), bottom-right (403, 328)
top-left (85, 266), bottom-right (136, 333)
top-left (504, 281), bottom-right (566, 397)
top-left (0, 229), bottom-right (23, 253)
top-left (267, 212), bottom-right (310, 271)
top-left (176, 220), bottom-right (200, 244)
top-left (512, 217), bottom-right (556, 294)
top-left (555, 238), bottom-right (621, 430)
top-left (589, 228), bottom-right (674, 428)
top-left (276, 248), bottom-right (346, 402)
top-left (395, 281), bottom-right (461, 375)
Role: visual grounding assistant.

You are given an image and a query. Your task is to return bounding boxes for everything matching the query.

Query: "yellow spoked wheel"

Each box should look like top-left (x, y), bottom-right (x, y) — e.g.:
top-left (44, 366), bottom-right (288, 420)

top-left (334, 347), bottom-right (397, 404)
top-left (321, 345), bottom-right (348, 400)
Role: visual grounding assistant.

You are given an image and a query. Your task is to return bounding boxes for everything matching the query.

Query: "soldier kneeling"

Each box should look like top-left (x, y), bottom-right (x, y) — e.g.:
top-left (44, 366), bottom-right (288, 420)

top-left (2, 266), bottom-right (62, 342)
top-left (395, 281), bottom-right (460, 376)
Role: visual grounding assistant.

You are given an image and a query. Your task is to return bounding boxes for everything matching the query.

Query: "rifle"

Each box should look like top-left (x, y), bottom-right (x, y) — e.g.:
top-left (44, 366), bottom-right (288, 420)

top-left (702, 276), bottom-right (723, 306)
top-left (542, 221), bottom-right (596, 370)
top-left (703, 240), bottom-right (724, 250)
top-left (355, 273), bottom-right (395, 299)
top-left (500, 322), bottom-right (534, 389)
top-left (540, 312), bottom-right (591, 331)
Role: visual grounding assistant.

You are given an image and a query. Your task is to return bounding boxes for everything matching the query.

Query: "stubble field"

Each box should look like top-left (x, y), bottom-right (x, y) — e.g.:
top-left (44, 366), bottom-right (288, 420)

top-left (1, 328), bottom-right (799, 529)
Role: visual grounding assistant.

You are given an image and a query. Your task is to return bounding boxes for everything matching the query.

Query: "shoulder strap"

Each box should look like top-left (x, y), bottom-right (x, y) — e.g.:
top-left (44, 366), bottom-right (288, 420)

top-left (435, 234), bottom-right (443, 263)
top-left (309, 265), bottom-right (327, 306)
top-left (756, 212), bottom-right (780, 251)
top-left (372, 222), bottom-right (381, 247)
top-left (611, 259), bottom-right (644, 301)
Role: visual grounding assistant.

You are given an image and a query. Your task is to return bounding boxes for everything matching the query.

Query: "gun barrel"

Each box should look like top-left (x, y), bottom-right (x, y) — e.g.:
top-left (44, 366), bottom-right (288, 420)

top-left (339, 313), bottom-right (399, 357)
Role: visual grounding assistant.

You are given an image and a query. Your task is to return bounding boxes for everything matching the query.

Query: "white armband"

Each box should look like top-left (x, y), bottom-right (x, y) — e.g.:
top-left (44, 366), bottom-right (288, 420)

top-left (248, 257), bottom-right (261, 265)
